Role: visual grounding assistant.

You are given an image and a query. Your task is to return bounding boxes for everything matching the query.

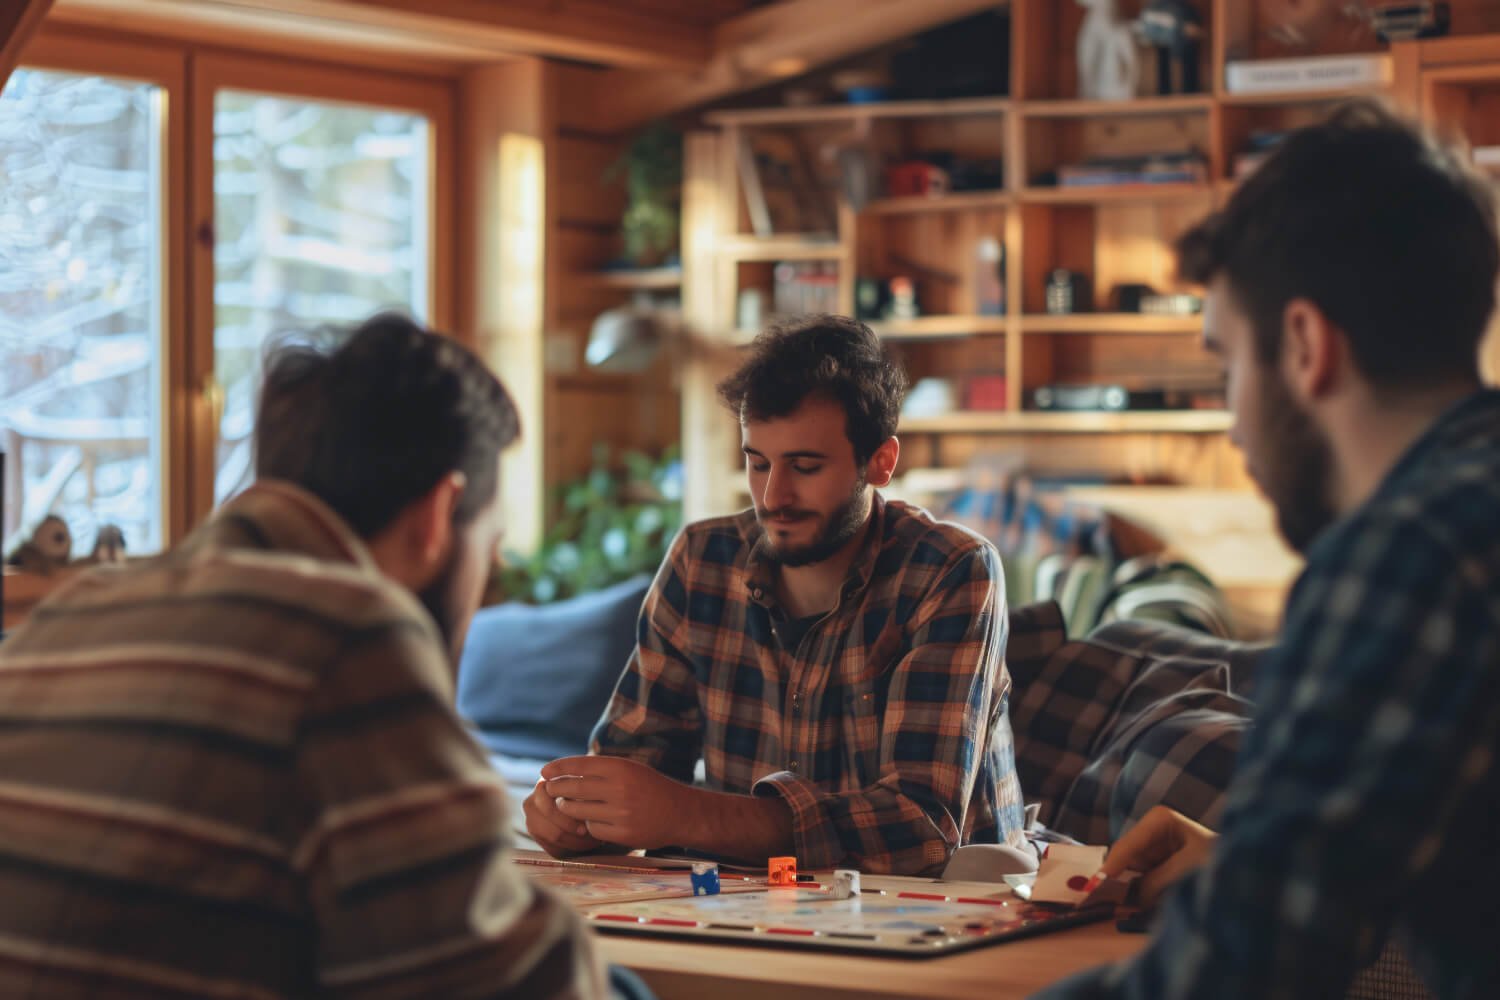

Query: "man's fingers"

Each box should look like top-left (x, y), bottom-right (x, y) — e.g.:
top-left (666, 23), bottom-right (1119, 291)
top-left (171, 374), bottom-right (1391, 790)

top-left (545, 776), bottom-right (610, 802)
top-left (1136, 846), bottom-right (1205, 909)
top-left (555, 798), bottom-right (620, 824)
top-left (523, 784), bottom-right (590, 840)
top-left (540, 755), bottom-right (618, 780)
top-left (525, 803), bottom-right (598, 855)
top-left (1102, 806), bottom-right (1188, 878)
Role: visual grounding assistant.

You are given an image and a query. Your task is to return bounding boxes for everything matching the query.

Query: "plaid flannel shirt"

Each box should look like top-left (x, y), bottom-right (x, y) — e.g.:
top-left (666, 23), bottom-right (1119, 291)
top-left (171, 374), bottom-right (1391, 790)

top-left (0, 482), bottom-right (602, 999)
top-left (1005, 602), bottom-right (1253, 845)
top-left (1040, 390), bottom-right (1500, 1000)
top-left (591, 494), bottom-right (1027, 875)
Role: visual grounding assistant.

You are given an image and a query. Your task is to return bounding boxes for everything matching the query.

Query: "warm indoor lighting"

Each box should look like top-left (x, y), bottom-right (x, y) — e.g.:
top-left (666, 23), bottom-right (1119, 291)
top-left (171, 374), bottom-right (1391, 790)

top-left (765, 56), bottom-right (809, 78)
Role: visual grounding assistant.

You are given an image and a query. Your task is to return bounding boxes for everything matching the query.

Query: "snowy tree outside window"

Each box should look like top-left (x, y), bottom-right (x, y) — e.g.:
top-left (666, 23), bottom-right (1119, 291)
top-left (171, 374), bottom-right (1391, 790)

top-left (211, 91), bottom-right (429, 505)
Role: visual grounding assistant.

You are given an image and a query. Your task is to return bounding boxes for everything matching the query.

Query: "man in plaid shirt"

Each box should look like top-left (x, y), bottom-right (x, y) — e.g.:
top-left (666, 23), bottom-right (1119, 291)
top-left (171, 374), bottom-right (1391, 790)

top-left (524, 316), bottom-right (1027, 875)
top-left (1041, 102), bottom-right (1500, 997)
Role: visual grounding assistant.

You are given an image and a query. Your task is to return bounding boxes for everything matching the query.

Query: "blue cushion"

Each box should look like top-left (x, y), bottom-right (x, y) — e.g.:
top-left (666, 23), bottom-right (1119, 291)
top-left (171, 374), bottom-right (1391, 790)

top-left (457, 574), bottom-right (650, 763)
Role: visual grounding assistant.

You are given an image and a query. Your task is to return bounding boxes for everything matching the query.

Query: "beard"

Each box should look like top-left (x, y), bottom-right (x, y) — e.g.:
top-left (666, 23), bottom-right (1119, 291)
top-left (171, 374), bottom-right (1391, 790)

top-left (417, 543), bottom-right (465, 664)
top-left (1255, 370), bottom-right (1340, 555)
top-left (757, 476), bottom-right (871, 568)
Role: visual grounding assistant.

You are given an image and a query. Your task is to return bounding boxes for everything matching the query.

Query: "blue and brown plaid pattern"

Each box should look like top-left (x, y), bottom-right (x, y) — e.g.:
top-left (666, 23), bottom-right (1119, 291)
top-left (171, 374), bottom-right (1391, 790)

top-left (1040, 390), bottom-right (1500, 999)
top-left (591, 494), bottom-right (1027, 875)
top-left (1006, 602), bottom-right (1251, 844)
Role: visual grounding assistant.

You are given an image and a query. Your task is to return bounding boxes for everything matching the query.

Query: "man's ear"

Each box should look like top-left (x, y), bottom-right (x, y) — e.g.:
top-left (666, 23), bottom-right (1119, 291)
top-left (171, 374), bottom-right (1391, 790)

top-left (409, 472), bottom-right (466, 580)
top-left (1281, 297), bottom-right (1341, 405)
top-left (866, 436), bottom-right (900, 488)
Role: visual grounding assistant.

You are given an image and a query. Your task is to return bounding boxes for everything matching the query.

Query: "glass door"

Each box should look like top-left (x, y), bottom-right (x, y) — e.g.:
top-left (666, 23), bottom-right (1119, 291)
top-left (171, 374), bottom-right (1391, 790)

top-left (190, 54), bottom-right (454, 520)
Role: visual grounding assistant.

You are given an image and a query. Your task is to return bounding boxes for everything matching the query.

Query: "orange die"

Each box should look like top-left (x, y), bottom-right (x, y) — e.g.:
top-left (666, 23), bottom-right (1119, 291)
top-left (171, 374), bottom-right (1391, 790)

top-left (768, 856), bottom-right (798, 887)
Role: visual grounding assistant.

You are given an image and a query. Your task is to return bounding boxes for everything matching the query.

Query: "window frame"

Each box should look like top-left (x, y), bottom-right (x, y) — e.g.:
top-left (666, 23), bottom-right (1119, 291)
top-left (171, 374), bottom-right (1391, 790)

top-left (188, 51), bottom-right (458, 531)
top-left (8, 31), bottom-right (188, 550)
top-left (11, 27), bottom-right (459, 544)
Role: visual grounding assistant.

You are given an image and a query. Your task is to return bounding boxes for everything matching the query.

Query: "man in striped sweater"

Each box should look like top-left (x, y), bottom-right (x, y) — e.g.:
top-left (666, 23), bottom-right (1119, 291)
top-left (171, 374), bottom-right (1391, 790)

top-left (0, 314), bottom-right (605, 998)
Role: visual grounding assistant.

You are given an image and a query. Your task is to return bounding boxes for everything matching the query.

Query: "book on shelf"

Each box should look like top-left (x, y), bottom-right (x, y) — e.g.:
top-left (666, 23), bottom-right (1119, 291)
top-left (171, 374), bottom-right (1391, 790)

top-left (1055, 151), bottom-right (1207, 188)
top-left (1224, 54), bottom-right (1392, 96)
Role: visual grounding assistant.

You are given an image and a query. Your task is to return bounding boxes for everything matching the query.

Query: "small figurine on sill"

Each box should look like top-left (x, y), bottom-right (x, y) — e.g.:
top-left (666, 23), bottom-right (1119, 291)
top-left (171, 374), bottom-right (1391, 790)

top-left (86, 525), bottom-right (127, 566)
top-left (1137, 0), bottom-right (1204, 95)
top-left (5, 515), bottom-right (72, 575)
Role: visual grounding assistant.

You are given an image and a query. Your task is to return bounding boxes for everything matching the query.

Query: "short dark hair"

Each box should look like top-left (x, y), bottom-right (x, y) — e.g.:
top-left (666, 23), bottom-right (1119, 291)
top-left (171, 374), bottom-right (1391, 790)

top-left (254, 312), bottom-right (520, 538)
top-left (716, 314), bottom-right (908, 465)
top-left (1178, 99), bottom-right (1498, 390)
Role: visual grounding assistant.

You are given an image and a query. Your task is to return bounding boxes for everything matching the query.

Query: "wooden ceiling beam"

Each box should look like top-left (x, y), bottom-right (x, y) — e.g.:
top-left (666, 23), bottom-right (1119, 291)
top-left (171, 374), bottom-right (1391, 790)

top-left (1, 0), bottom-right (57, 91)
top-left (50, 0), bottom-right (712, 71)
top-left (578, 0), bottom-right (1009, 132)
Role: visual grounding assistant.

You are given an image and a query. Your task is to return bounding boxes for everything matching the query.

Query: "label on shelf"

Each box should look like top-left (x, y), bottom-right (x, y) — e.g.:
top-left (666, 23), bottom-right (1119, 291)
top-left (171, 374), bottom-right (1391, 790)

top-left (1224, 54), bottom-right (1392, 95)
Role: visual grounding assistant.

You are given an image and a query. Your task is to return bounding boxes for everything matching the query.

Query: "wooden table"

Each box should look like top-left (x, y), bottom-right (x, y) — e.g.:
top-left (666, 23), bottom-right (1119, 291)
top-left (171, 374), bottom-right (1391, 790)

top-left (598, 916), bottom-right (1145, 1000)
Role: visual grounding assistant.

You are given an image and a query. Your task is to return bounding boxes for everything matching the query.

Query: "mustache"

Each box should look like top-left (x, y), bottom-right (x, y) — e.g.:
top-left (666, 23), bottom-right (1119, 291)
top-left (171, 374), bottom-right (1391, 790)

top-left (758, 506), bottom-right (816, 521)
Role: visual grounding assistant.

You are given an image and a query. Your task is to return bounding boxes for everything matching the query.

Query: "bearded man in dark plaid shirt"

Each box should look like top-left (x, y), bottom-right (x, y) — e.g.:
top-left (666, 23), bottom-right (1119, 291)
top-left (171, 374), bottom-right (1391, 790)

top-left (1040, 102), bottom-right (1500, 999)
top-left (523, 316), bottom-right (1027, 875)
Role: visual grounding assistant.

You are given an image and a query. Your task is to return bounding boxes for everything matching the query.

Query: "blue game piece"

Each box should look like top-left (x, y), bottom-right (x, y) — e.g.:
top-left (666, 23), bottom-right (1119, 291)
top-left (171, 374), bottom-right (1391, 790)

top-left (690, 862), bottom-right (720, 896)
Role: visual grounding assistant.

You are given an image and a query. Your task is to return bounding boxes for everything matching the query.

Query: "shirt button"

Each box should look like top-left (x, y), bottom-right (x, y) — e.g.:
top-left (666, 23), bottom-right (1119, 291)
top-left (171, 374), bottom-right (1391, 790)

top-left (787, 760), bottom-right (800, 772)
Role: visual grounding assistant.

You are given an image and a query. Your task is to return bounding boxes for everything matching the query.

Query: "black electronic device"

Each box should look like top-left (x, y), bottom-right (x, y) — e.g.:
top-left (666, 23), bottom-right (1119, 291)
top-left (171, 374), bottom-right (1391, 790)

top-left (1372, 3), bottom-right (1450, 42)
top-left (1032, 385), bottom-right (1170, 412)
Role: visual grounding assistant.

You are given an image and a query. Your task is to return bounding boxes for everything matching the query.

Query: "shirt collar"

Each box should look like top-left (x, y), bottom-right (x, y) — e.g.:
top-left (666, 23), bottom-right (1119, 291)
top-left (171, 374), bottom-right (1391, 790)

top-left (1370, 388), bottom-right (1500, 505)
top-left (206, 480), bottom-right (380, 571)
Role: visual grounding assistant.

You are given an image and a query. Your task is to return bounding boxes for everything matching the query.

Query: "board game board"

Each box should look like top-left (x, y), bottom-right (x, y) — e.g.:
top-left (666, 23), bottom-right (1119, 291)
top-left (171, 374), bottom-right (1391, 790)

top-left (517, 854), bottom-right (1109, 957)
top-left (581, 885), bottom-right (1109, 957)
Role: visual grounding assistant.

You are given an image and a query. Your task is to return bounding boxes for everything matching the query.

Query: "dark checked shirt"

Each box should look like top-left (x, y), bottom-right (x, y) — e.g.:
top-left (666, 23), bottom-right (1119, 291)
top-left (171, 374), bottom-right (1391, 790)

top-left (591, 494), bottom-right (1027, 876)
top-left (1039, 390), bottom-right (1500, 1000)
top-left (0, 481), bottom-right (603, 1000)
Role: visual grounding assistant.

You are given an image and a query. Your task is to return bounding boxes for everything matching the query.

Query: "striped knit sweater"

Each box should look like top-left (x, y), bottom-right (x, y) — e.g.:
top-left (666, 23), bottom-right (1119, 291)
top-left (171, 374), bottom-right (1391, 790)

top-left (0, 481), bottom-right (603, 999)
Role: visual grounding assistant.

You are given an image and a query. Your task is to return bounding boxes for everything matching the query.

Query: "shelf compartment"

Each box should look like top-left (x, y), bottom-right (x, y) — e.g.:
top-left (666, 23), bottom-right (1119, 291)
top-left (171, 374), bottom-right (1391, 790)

top-left (1021, 313), bottom-right (1203, 334)
top-left (1216, 86), bottom-right (1386, 107)
top-left (899, 411), bottom-right (1232, 434)
top-left (581, 268), bottom-right (683, 290)
top-left (1019, 183), bottom-right (1214, 204)
top-left (862, 190), bottom-right (1012, 214)
top-left (717, 236), bottom-right (844, 262)
top-left (1021, 96), bottom-right (1215, 118)
top-left (704, 96), bottom-right (1011, 127)
top-left (869, 315), bottom-right (1008, 339)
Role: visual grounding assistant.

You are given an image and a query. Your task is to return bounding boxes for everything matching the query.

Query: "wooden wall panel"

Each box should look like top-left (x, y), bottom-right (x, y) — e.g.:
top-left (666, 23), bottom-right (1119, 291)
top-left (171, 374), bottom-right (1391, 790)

top-left (543, 63), bottom-right (682, 509)
top-left (1, 0), bottom-right (56, 90)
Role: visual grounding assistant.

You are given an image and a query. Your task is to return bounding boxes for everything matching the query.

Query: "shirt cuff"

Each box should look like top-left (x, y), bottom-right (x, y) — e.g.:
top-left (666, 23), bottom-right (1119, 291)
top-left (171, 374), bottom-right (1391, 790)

top-left (752, 770), bottom-right (844, 870)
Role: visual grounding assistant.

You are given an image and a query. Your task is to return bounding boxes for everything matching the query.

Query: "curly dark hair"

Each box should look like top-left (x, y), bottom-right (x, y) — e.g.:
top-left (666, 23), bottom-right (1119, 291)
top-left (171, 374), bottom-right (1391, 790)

top-left (717, 314), bottom-right (908, 465)
top-left (255, 312), bottom-right (520, 538)
top-left (1177, 99), bottom-right (1498, 392)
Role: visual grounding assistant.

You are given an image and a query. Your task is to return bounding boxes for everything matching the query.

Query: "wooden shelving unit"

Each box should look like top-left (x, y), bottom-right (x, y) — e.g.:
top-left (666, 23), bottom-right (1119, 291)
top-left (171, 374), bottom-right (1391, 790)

top-left (863, 191), bottom-right (1011, 214)
top-left (674, 0), bottom-right (1500, 519)
top-left (900, 411), bottom-right (1232, 435)
top-left (1216, 87), bottom-right (1385, 107)
top-left (870, 315), bottom-right (1008, 339)
top-left (1017, 184), bottom-right (1215, 204)
top-left (1020, 95), bottom-right (1215, 118)
top-left (581, 267), bottom-right (683, 290)
top-left (1021, 313), bottom-right (1203, 335)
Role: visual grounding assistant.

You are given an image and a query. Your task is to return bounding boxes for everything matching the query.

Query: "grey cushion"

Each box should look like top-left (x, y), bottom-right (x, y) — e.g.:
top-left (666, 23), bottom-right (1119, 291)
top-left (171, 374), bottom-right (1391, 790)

top-left (457, 574), bottom-right (650, 763)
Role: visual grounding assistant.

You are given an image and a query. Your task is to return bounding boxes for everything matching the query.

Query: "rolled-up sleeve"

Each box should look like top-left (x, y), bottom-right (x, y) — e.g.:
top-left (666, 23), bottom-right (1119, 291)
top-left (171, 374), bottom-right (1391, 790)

top-left (590, 530), bottom-right (703, 785)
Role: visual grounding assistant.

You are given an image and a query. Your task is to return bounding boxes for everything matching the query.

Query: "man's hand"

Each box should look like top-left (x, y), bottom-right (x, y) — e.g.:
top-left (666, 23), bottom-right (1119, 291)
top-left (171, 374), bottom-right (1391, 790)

top-left (1103, 805), bottom-right (1218, 908)
top-left (542, 756), bottom-right (691, 851)
top-left (522, 777), bottom-right (607, 858)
